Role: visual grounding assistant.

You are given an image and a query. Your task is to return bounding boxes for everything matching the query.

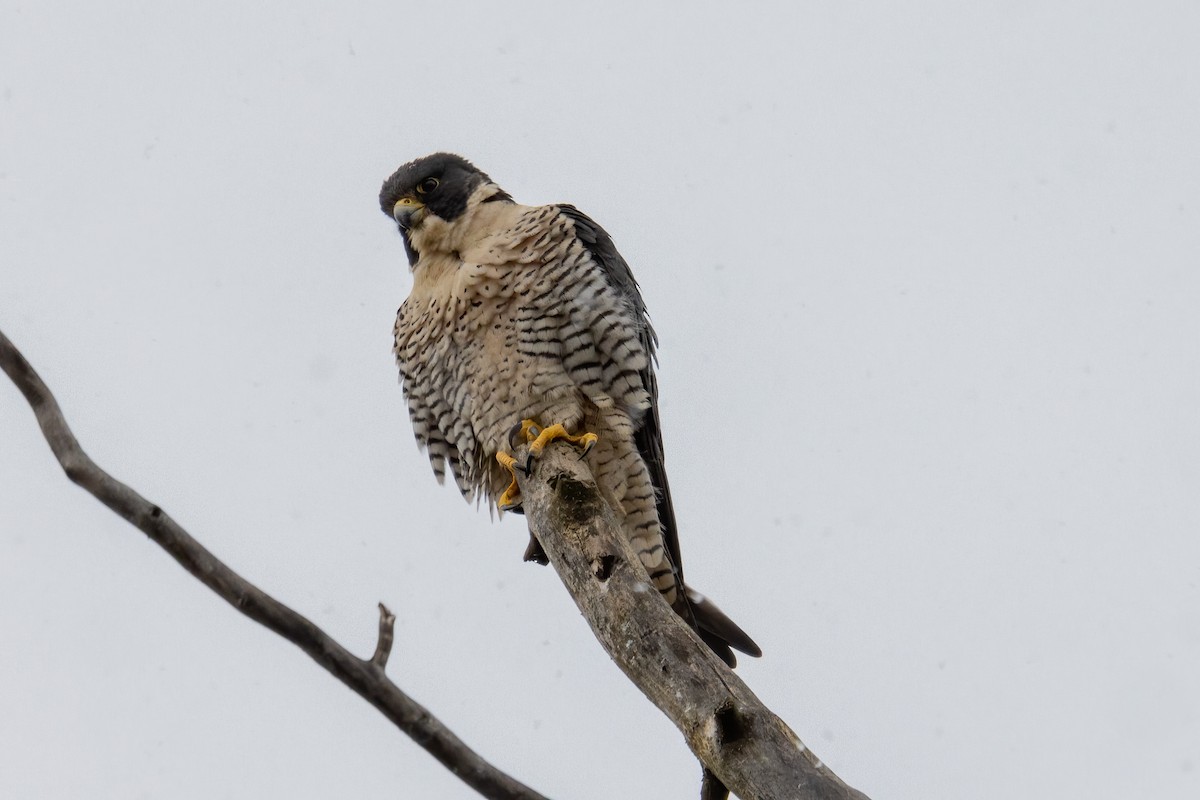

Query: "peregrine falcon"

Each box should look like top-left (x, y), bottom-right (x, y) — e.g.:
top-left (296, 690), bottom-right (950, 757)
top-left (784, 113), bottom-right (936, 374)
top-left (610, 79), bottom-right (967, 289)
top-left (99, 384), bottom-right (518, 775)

top-left (380, 153), bottom-right (760, 666)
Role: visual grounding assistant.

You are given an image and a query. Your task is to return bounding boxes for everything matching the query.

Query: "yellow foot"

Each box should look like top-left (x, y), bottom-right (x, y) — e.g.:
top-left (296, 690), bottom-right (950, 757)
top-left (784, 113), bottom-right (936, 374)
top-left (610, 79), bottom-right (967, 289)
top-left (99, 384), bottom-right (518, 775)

top-left (495, 451), bottom-right (523, 512)
top-left (496, 420), bottom-right (600, 512)
top-left (520, 420), bottom-right (598, 459)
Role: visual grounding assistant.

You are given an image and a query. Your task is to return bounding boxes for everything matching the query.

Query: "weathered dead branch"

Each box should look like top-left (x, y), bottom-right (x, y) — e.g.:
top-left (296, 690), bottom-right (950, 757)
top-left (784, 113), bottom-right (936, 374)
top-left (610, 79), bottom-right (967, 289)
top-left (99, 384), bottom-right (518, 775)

top-left (513, 442), bottom-right (871, 800)
top-left (0, 328), bottom-right (547, 800)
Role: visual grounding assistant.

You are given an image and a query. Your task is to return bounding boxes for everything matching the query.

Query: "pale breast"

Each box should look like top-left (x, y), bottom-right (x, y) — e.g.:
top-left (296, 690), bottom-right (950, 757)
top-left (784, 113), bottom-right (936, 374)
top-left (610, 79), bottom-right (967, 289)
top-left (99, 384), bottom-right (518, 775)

top-left (396, 203), bottom-right (652, 504)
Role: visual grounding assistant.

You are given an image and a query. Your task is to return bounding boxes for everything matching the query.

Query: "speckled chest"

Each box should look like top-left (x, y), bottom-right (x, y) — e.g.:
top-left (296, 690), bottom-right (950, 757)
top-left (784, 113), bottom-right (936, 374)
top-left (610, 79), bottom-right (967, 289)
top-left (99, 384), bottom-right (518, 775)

top-left (393, 205), bottom-right (583, 453)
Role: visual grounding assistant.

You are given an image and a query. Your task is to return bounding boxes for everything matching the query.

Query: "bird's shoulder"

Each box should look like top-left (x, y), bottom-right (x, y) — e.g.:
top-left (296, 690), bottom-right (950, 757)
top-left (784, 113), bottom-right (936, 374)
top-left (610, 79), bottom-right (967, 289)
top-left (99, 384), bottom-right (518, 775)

top-left (552, 204), bottom-right (647, 317)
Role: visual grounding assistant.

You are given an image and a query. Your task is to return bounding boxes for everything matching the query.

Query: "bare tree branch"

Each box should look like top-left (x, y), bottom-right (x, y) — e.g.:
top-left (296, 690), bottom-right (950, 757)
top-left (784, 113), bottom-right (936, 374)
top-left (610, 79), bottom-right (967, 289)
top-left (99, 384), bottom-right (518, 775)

top-left (0, 328), bottom-right (548, 800)
top-left (372, 602), bottom-right (398, 671)
top-left (513, 442), bottom-right (872, 800)
top-left (3, 324), bottom-right (873, 798)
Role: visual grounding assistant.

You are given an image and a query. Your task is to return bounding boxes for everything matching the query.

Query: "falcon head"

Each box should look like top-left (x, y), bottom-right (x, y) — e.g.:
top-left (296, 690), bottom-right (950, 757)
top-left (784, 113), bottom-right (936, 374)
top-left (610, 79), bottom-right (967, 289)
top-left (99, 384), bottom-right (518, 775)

top-left (379, 153), bottom-right (513, 265)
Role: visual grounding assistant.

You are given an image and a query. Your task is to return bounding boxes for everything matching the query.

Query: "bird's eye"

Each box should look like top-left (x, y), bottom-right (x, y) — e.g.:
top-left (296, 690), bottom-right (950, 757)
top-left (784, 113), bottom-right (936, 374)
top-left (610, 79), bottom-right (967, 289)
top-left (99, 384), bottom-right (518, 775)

top-left (416, 177), bottom-right (439, 195)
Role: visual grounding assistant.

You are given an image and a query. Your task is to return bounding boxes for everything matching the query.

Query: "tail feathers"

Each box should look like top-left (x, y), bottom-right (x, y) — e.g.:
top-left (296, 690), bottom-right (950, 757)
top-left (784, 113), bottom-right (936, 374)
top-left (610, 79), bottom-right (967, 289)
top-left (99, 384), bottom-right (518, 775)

top-left (700, 768), bottom-right (730, 800)
top-left (685, 586), bottom-right (762, 668)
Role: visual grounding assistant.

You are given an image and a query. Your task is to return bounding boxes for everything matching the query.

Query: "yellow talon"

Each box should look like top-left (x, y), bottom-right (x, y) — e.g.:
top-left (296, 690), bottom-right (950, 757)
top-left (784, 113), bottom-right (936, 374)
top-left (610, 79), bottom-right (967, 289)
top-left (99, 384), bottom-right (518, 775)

top-left (526, 423), bottom-right (599, 459)
top-left (498, 420), bottom-right (599, 511)
top-left (496, 451), bottom-right (522, 510)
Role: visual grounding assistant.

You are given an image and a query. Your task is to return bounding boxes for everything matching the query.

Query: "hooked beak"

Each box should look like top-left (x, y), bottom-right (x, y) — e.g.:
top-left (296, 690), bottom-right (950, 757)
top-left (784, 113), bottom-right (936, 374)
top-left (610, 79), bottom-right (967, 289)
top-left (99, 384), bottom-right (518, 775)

top-left (392, 196), bottom-right (425, 230)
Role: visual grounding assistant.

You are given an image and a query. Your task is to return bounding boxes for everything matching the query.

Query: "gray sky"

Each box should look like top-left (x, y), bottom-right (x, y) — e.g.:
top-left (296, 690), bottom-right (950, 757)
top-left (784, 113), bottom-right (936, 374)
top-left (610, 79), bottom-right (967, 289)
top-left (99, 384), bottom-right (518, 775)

top-left (2, 2), bottom-right (1198, 798)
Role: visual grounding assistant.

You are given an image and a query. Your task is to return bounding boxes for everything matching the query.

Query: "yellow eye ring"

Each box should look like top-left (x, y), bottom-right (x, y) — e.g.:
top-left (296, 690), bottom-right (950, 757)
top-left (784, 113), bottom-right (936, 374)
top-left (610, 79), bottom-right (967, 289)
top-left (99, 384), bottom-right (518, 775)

top-left (416, 177), bottom-right (439, 195)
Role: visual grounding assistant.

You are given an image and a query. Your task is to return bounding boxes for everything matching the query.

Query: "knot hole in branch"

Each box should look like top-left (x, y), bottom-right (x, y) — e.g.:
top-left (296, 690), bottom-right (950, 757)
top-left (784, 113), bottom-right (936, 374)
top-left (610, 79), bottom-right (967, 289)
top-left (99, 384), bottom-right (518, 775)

top-left (714, 700), bottom-right (749, 746)
top-left (593, 553), bottom-right (617, 582)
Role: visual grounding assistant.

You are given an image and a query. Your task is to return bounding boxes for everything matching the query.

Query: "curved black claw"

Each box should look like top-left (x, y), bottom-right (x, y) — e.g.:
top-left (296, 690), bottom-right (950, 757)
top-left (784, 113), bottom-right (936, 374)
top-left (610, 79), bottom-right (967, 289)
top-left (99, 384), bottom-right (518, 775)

top-left (500, 420), bottom-right (598, 510)
top-left (507, 420), bottom-right (527, 451)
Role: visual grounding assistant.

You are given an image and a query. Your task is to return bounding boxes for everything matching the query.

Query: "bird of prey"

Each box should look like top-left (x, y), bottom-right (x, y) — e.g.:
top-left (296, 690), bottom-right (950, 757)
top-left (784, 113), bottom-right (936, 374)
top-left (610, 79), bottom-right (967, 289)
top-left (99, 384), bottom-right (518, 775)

top-left (379, 153), bottom-right (760, 666)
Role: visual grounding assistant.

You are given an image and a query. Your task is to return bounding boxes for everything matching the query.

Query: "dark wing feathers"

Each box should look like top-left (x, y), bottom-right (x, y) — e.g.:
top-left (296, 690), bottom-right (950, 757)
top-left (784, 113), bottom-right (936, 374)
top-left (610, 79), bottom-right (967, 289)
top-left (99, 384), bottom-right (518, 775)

top-left (557, 204), bottom-right (762, 666)
top-left (555, 204), bottom-right (686, 584)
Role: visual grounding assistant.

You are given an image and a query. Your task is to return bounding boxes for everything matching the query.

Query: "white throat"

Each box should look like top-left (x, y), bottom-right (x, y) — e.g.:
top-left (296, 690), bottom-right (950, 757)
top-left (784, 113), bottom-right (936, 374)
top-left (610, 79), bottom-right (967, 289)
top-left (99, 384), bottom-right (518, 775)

top-left (409, 183), bottom-right (512, 259)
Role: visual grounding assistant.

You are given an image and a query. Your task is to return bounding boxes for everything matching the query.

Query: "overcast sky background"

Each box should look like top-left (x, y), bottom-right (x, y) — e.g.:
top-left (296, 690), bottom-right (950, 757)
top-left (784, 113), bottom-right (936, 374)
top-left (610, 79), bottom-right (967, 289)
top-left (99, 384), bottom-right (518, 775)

top-left (2, 2), bottom-right (1198, 798)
